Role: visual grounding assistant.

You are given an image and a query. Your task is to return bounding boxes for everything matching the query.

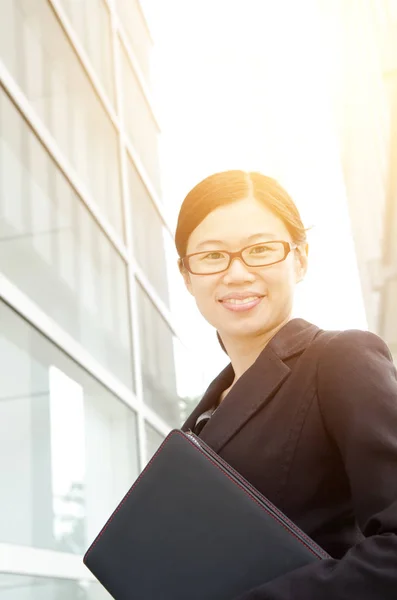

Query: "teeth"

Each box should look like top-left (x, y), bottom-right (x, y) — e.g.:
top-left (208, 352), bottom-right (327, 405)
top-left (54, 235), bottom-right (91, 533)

top-left (223, 296), bottom-right (259, 305)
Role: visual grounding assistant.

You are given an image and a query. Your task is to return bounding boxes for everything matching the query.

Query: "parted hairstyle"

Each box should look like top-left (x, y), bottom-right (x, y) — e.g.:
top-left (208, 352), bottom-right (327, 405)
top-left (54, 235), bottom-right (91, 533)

top-left (175, 170), bottom-right (307, 261)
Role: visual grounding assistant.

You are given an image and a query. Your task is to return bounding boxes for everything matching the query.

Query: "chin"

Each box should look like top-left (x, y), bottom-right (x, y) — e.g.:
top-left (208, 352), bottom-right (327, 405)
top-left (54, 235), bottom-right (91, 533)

top-left (221, 321), bottom-right (268, 341)
top-left (222, 309), bottom-right (290, 338)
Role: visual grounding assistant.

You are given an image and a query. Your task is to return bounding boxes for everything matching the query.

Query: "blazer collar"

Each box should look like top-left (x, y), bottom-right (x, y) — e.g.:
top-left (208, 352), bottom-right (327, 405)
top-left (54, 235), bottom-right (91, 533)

top-left (182, 318), bottom-right (321, 453)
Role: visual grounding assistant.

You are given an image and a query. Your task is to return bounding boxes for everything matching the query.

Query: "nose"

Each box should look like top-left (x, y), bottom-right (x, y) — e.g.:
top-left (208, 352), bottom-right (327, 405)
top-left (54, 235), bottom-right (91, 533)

top-left (222, 256), bottom-right (255, 285)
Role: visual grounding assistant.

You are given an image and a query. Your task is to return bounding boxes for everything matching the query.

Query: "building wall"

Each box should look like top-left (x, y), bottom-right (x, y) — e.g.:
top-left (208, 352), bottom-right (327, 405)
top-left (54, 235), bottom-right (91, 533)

top-left (375, 3), bottom-right (397, 362)
top-left (0, 0), bottom-right (202, 595)
top-left (329, 1), bottom-right (397, 359)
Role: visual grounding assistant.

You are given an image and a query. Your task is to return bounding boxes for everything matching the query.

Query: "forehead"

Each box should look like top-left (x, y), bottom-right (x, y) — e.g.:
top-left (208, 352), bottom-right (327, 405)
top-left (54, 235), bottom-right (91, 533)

top-left (186, 196), bottom-right (291, 253)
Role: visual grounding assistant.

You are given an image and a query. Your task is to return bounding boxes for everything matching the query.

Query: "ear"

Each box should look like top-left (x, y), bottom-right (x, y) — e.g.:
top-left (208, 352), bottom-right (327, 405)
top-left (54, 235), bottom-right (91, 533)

top-left (178, 259), bottom-right (193, 295)
top-left (294, 243), bottom-right (309, 283)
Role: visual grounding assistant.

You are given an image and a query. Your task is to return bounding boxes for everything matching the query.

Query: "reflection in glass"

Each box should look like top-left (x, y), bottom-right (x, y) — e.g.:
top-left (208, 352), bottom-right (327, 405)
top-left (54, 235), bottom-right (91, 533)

top-left (59, 0), bottom-right (115, 105)
top-left (121, 43), bottom-right (161, 194)
top-left (172, 337), bottom-right (206, 424)
top-left (0, 89), bottom-right (134, 389)
top-left (0, 0), bottom-right (123, 234)
top-left (137, 285), bottom-right (205, 427)
top-left (0, 573), bottom-right (112, 599)
top-left (128, 159), bottom-right (170, 305)
top-left (145, 423), bottom-right (165, 462)
top-left (49, 367), bottom-right (85, 554)
top-left (116, 0), bottom-right (153, 83)
top-left (0, 300), bottom-right (139, 554)
top-left (137, 284), bottom-right (179, 426)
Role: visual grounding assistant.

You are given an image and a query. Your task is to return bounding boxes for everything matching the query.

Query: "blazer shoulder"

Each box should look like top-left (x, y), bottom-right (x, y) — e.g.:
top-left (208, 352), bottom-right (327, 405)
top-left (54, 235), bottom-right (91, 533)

top-left (319, 328), bottom-right (393, 364)
top-left (316, 328), bottom-right (397, 421)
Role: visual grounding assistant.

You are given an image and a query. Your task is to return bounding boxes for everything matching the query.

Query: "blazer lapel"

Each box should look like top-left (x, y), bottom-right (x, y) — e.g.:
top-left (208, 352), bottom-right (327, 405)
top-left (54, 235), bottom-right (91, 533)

top-left (198, 319), bottom-right (321, 453)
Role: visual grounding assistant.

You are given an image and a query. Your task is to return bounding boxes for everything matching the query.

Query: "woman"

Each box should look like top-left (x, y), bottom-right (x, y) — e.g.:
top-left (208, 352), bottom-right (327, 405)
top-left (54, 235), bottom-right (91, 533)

top-left (176, 170), bottom-right (397, 599)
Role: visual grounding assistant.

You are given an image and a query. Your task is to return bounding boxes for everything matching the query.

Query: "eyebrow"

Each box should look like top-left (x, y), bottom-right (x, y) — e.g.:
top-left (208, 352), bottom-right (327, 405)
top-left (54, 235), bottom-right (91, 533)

top-left (194, 233), bottom-right (279, 251)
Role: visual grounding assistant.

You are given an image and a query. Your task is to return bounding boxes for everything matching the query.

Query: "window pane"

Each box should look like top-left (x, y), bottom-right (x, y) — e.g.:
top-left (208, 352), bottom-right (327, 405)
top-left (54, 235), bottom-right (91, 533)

top-left (0, 301), bottom-right (139, 555)
top-left (128, 159), bottom-right (170, 305)
top-left (137, 284), bottom-right (204, 427)
top-left (0, 0), bottom-right (123, 235)
top-left (121, 43), bottom-right (161, 194)
top-left (116, 0), bottom-right (152, 84)
top-left (0, 574), bottom-right (111, 599)
top-left (59, 0), bottom-right (115, 105)
top-left (145, 423), bottom-right (165, 462)
top-left (137, 285), bottom-right (178, 425)
top-left (0, 89), bottom-right (134, 389)
top-left (172, 336), bottom-right (207, 424)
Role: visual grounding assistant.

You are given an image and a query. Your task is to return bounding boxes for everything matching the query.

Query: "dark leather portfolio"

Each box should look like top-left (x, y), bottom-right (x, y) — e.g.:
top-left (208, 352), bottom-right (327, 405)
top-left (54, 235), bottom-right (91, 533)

top-left (84, 429), bottom-right (329, 599)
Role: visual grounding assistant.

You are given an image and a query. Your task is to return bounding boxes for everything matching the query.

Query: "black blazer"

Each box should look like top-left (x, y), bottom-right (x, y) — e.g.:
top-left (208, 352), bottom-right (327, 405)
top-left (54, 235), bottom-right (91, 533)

top-left (182, 318), bottom-right (397, 600)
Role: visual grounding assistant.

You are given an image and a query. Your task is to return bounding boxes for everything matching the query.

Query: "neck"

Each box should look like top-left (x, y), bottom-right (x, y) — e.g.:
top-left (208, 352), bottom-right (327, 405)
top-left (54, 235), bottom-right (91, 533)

top-left (220, 316), bottom-right (292, 381)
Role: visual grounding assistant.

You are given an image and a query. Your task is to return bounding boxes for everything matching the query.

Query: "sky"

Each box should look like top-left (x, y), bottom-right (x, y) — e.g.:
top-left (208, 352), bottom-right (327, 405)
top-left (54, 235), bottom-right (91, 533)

top-left (142, 0), bottom-right (368, 393)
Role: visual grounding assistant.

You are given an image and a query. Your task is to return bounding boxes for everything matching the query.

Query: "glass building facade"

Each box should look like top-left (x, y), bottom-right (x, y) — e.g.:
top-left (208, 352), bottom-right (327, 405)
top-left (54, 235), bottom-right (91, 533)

top-left (0, 0), bottom-right (202, 595)
top-left (328, 0), bottom-right (397, 361)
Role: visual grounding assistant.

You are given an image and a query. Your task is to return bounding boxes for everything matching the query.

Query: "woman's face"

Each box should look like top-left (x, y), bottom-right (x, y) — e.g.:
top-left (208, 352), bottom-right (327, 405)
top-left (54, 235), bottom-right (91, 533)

top-left (181, 196), bottom-right (308, 344)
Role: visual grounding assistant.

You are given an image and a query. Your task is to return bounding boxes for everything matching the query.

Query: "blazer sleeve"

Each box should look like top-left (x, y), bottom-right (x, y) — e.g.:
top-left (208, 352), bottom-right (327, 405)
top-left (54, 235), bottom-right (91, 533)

top-left (233, 329), bottom-right (397, 600)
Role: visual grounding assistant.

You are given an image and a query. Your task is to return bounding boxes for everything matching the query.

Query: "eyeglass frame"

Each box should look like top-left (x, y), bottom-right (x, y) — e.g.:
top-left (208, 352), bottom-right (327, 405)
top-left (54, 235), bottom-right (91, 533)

top-left (180, 240), bottom-right (299, 276)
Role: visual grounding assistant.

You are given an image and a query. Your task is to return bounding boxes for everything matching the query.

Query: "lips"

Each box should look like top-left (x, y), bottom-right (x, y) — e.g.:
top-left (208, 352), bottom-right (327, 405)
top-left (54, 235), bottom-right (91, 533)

top-left (219, 292), bottom-right (264, 303)
top-left (218, 293), bottom-right (265, 313)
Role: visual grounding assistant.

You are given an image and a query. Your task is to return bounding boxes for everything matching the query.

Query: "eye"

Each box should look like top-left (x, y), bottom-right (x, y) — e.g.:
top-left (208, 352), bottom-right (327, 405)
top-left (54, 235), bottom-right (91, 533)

top-left (249, 244), bottom-right (273, 254)
top-left (201, 251), bottom-right (226, 261)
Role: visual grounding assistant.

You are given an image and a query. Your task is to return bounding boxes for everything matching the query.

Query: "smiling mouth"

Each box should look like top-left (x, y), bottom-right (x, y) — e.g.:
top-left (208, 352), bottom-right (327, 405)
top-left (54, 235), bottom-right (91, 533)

top-left (219, 295), bottom-right (265, 312)
top-left (220, 296), bottom-right (261, 305)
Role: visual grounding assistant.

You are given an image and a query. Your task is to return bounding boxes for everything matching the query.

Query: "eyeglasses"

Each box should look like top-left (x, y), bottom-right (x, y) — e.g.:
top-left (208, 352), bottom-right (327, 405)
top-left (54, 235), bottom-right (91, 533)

top-left (180, 241), bottom-right (298, 275)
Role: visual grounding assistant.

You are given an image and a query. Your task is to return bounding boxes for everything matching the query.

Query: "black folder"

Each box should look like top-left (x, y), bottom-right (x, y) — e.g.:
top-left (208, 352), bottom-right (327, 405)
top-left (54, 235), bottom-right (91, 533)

top-left (84, 429), bottom-right (329, 599)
